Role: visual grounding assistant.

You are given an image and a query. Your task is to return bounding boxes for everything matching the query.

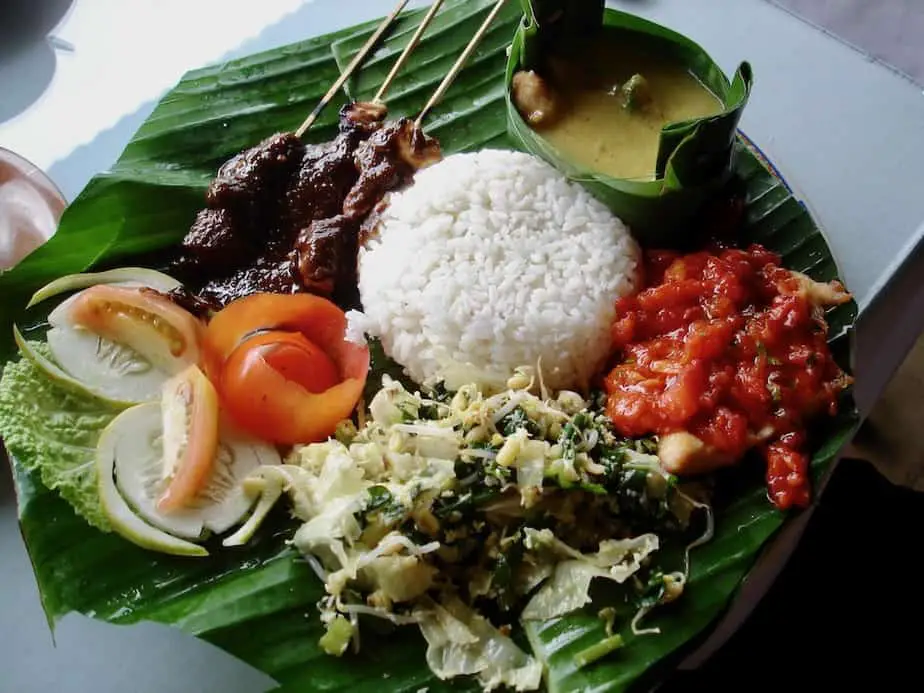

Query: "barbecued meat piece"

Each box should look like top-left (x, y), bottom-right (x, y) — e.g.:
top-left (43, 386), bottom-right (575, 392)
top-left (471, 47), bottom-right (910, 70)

top-left (393, 119), bottom-right (442, 170)
top-left (181, 208), bottom-right (249, 271)
top-left (340, 101), bottom-right (388, 135)
top-left (199, 254), bottom-right (299, 307)
top-left (290, 120), bottom-right (439, 300)
top-left (280, 102), bottom-right (393, 246)
top-left (206, 132), bottom-right (304, 223)
top-left (166, 286), bottom-right (223, 319)
top-left (294, 215), bottom-right (358, 298)
top-left (174, 107), bottom-right (442, 309)
top-left (282, 132), bottom-right (363, 237)
top-left (358, 196), bottom-right (390, 246)
top-left (343, 118), bottom-right (441, 218)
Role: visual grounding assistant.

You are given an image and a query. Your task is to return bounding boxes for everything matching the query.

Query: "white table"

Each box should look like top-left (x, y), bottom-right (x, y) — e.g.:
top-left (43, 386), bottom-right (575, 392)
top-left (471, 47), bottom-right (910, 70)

top-left (2, 1), bottom-right (924, 691)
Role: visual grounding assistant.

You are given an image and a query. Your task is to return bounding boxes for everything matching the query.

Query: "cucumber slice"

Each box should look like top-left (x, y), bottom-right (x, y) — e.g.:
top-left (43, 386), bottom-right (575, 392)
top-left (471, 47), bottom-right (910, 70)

top-left (14, 325), bottom-right (137, 409)
top-left (100, 403), bottom-right (280, 544)
top-left (97, 405), bottom-right (208, 557)
top-left (27, 267), bottom-right (181, 309)
top-left (40, 285), bottom-right (201, 405)
top-left (201, 424), bottom-right (282, 534)
top-left (110, 403), bottom-right (205, 539)
top-left (222, 465), bottom-right (313, 547)
top-left (46, 322), bottom-right (169, 404)
top-left (221, 473), bottom-right (285, 548)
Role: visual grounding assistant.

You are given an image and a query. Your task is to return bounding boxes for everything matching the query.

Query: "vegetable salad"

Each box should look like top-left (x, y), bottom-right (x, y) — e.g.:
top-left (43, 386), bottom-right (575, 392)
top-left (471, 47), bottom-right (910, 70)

top-left (239, 370), bottom-right (709, 690)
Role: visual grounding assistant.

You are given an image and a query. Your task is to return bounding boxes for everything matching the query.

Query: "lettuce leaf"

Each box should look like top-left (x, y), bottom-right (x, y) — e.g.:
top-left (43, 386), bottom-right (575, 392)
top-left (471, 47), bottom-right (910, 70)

top-left (0, 342), bottom-right (120, 530)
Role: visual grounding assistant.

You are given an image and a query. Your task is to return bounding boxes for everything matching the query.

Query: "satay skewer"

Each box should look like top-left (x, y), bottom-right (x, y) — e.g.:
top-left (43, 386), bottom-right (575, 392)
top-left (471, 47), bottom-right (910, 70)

top-left (372, 0), bottom-right (447, 104)
top-left (296, 0), bottom-right (410, 137)
top-left (414, 0), bottom-right (508, 128)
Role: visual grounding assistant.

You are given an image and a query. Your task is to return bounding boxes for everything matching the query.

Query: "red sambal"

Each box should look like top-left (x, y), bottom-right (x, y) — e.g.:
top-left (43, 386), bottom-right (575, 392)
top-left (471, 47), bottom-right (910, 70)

top-left (603, 244), bottom-right (852, 510)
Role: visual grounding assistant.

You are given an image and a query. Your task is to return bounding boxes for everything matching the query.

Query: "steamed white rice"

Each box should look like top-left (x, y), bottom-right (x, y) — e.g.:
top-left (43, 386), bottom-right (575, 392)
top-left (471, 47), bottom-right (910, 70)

top-left (352, 149), bottom-right (641, 392)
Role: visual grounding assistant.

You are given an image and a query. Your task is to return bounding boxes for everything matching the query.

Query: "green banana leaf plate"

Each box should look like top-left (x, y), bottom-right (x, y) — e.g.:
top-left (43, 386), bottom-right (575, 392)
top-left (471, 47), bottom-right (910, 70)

top-left (0, 1), bottom-right (858, 692)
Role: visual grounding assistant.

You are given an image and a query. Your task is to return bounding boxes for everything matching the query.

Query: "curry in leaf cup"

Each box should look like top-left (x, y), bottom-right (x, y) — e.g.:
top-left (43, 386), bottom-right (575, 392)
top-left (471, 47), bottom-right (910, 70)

top-left (505, 0), bottom-right (754, 242)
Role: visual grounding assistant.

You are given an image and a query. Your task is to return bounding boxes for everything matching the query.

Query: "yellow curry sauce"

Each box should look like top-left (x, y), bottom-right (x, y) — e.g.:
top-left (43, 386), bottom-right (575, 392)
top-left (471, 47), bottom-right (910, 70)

top-left (533, 36), bottom-right (722, 180)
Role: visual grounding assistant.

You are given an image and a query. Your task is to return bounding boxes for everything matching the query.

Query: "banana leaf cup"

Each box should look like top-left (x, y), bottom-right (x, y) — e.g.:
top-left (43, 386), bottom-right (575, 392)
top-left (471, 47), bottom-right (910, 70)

top-left (505, 0), bottom-right (754, 243)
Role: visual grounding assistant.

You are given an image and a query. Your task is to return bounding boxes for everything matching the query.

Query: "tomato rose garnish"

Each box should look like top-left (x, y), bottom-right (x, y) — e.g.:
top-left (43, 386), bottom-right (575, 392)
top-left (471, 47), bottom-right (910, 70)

top-left (202, 293), bottom-right (369, 445)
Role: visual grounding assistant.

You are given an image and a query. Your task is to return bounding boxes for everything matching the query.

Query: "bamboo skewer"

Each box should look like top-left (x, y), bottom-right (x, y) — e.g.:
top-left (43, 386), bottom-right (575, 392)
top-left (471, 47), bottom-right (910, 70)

top-left (414, 0), bottom-right (508, 128)
top-left (295, 0), bottom-right (409, 138)
top-left (373, 0), bottom-right (447, 104)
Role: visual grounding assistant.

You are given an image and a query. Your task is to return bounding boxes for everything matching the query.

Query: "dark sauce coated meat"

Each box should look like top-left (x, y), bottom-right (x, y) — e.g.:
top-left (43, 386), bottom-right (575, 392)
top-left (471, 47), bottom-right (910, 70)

top-left (166, 285), bottom-right (223, 319)
top-left (181, 208), bottom-right (247, 272)
top-left (344, 118), bottom-right (442, 218)
top-left (206, 132), bottom-right (303, 223)
top-left (295, 214), bottom-right (359, 298)
top-left (282, 132), bottom-right (363, 238)
top-left (346, 119), bottom-right (415, 218)
top-left (199, 257), bottom-right (299, 307)
top-left (178, 132), bottom-right (304, 280)
top-left (173, 102), bottom-right (440, 310)
top-left (358, 197), bottom-right (390, 246)
top-left (340, 100), bottom-right (388, 136)
top-left (294, 118), bottom-right (440, 295)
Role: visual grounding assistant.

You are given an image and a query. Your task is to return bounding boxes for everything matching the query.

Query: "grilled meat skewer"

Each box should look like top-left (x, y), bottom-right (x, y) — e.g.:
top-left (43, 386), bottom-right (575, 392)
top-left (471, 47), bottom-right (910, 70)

top-left (175, 103), bottom-right (440, 308)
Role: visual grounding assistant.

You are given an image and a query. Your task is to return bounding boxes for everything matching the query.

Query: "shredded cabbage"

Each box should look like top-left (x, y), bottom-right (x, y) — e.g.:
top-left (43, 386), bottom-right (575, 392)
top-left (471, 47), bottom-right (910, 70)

top-left (520, 530), bottom-right (659, 620)
top-left (417, 597), bottom-right (542, 692)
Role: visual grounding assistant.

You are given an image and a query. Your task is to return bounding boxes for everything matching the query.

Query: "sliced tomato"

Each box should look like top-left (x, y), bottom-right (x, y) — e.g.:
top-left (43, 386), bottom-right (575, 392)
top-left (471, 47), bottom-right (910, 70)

top-left (158, 365), bottom-right (221, 512)
top-left (220, 338), bottom-right (366, 444)
top-left (67, 284), bottom-right (202, 373)
top-left (204, 293), bottom-right (348, 365)
top-left (234, 331), bottom-right (340, 394)
top-left (203, 293), bottom-right (369, 445)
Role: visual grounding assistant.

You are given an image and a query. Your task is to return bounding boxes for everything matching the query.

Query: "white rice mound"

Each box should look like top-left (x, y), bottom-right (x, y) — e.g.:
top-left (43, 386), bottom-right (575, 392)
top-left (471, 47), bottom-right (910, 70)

top-left (354, 150), bottom-right (641, 392)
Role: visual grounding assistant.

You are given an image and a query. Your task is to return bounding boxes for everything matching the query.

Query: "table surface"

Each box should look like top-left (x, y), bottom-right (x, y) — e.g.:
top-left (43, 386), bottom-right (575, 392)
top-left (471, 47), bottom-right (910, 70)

top-left (2, 1), bottom-right (924, 691)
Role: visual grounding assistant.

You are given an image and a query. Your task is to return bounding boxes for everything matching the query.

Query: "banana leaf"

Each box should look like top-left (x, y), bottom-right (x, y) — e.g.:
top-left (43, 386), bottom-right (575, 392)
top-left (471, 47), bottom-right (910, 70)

top-left (506, 0), bottom-right (753, 243)
top-left (0, 1), bottom-right (856, 692)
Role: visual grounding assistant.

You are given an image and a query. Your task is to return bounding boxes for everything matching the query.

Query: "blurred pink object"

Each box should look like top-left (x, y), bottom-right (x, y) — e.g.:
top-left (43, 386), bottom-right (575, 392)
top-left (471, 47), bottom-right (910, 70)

top-left (0, 147), bottom-right (65, 270)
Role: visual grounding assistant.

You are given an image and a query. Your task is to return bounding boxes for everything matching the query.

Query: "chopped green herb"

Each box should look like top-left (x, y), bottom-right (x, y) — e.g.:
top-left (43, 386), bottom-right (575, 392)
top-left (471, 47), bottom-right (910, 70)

top-left (498, 406), bottom-right (540, 437)
top-left (364, 485), bottom-right (408, 525)
top-left (638, 571), bottom-right (667, 610)
top-left (574, 634), bottom-right (625, 668)
top-left (366, 485), bottom-right (394, 512)
top-left (319, 616), bottom-right (354, 656)
top-left (490, 533), bottom-right (524, 612)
